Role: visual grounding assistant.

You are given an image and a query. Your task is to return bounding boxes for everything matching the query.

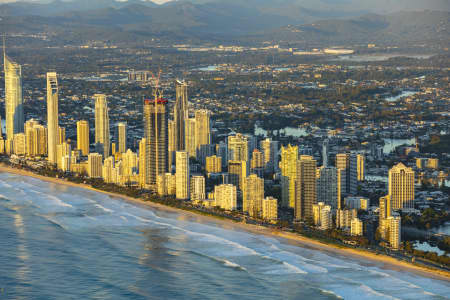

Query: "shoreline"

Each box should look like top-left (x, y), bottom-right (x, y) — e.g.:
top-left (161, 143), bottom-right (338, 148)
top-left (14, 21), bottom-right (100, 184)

top-left (0, 165), bottom-right (449, 282)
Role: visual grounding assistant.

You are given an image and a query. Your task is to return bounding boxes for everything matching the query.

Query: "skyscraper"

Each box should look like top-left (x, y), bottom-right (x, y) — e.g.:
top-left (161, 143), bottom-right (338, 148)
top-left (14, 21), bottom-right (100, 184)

top-left (250, 149), bottom-right (264, 177)
top-left (4, 42), bottom-right (24, 140)
top-left (262, 197), bottom-right (278, 221)
top-left (280, 144), bottom-right (298, 208)
top-left (88, 153), bottom-right (103, 178)
top-left (316, 166), bottom-right (340, 209)
top-left (174, 80), bottom-right (188, 151)
top-left (94, 94), bottom-right (110, 158)
top-left (336, 153), bottom-right (358, 196)
top-left (46, 72), bottom-right (59, 164)
top-left (243, 174), bottom-right (264, 217)
top-left (295, 155), bottom-right (317, 222)
top-left (322, 139), bottom-right (329, 167)
top-left (77, 120), bottom-right (89, 156)
top-left (205, 155), bottom-right (222, 174)
top-left (168, 119), bottom-right (176, 171)
top-left (144, 99), bottom-right (168, 188)
top-left (185, 118), bottom-right (196, 158)
top-left (176, 151), bottom-right (189, 200)
top-left (228, 134), bottom-right (249, 162)
top-left (194, 109), bottom-right (211, 152)
top-left (214, 184), bottom-right (237, 211)
top-left (190, 175), bottom-right (205, 202)
top-left (260, 138), bottom-right (279, 173)
top-left (139, 138), bottom-right (146, 187)
top-left (228, 160), bottom-right (248, 191)
top-left (389, 163), bottom-right (415, 210)
top-left (116, 122), bottom-right (127, 153)
top-left (357, 154), bottom-right (365, 181)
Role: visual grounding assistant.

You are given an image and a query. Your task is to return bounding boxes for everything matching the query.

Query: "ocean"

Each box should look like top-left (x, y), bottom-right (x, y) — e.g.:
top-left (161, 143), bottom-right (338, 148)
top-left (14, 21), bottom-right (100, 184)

top-left (0, 172), bottom-right (448, 299)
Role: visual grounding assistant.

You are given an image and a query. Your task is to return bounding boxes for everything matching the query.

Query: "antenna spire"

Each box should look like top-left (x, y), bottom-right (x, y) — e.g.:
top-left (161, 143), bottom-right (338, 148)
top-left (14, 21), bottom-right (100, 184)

top-left (2, 34), bottom-right (5, 62)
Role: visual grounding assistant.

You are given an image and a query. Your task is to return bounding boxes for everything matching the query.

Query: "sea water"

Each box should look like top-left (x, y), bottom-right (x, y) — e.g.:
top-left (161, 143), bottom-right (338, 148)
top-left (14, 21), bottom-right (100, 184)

top-left (0, 172), bottom-right (448, 299)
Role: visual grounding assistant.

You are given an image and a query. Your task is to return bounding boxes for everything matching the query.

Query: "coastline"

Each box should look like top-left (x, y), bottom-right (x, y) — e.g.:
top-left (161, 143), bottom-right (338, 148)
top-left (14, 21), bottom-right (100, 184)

top-left (0, 165), bottom-right (449, 282)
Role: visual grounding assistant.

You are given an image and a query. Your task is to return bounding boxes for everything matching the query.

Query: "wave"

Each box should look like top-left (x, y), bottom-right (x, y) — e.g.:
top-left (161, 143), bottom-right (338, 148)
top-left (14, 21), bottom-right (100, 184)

top-left (318, 288), bottom-right (344, 299)
top-left (358, 284), bottom-right (401, 300)
top-left (184, 250), bottom-right (248, 272)
top-left (29, 190), bottom-right (73, 208)
top-left (94, 204), bottom-right (114, 213)
top-left (37, 214), bottom-right (69, 231)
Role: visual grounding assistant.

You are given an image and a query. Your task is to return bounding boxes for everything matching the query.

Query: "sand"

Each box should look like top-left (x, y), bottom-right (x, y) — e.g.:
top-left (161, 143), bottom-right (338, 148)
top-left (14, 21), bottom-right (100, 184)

top-left (0, 164), bottom-right (449, 282)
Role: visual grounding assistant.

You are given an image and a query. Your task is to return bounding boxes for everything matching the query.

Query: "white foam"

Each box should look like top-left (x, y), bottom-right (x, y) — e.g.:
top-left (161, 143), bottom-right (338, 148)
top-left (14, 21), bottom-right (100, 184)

top-left (358, 284), bottom-right (401, 300)
top-left (95, 204), bottom-right (113, 213)
top-left (46, 194), bottom-right (73, 208)
top-left (319, 289), bottom-right (344, 299)
top-left (222, 259), bottom-right (247, 271)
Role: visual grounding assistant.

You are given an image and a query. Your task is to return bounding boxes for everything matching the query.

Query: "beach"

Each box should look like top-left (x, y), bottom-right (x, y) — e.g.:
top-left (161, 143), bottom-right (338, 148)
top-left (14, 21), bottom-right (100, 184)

top-left (0, 164), bottom-right (448, 283)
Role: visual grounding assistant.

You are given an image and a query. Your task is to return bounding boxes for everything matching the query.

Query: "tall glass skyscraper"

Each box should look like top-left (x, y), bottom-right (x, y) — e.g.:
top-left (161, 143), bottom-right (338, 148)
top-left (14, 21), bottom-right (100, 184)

top-left (4, 44), bottom-right (24, 140)
top-left (144, 99), bottom-right (168, 188)
top-left (94, 94), bottom-right (110, 158)
top-left (174, 80), bottom-right (188, 151)
top-left (46, 72), bottom-right (59, 164)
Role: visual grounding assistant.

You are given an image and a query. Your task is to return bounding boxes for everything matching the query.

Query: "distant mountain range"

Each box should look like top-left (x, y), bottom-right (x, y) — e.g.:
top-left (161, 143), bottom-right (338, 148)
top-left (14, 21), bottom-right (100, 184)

top-left (0, 0), bottom-right (448, 45)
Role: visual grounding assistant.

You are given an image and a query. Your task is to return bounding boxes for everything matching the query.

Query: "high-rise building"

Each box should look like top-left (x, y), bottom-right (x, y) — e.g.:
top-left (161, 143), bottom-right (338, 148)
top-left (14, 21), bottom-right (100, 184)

top-left (4, 44), bottom-right (24, 140)
top-left (13, 133), bottom-right (26, 156)
top-left (336, 153), bottom-right (358, 196)
top-left (387, 216), bottom-right (401, 250)
top-left (58, 126), bottom-right (65, 145)
top-left (205, 155), bottom-right (222, 174)
top-left (262, 197), bottom-right (278, 221)
top-left (139, 138), bottom-right (146, 187)
top-left (77, 120), bottom-right (90, 156)
top-left (351, 218), bottom-right (363, 236)
top-left (190, 175), bottom-right (205, 202)
top-left (88, 153), bottom-right (103, 178)
top-left (122, 149), bottom-right (138, 177)
top-left (336, 208), bottom-right (357, 229)
top-left (228, 134), bottom-right (249, 162)
top-left (176, 151), bottom-right (189, 200)
top-left (357, 154), bottom-right (365, 181)
top-left (116, 122), bottom-right (127, 154)
top-left (322, 139), bottom-right (329, 167)
top-left (168, 119), bottom-right (176, 171)
top-left (280, 144), bottom-right (298, 208)
top-left (194, 109), bottom-right (211, 152)
top-left (196, 144), bottom-right (215, 165)
top-left (250, 149), bottom-right (264, 177)
top-left (25, 119), bottom-right (46, 158)
top-left (312, 202), bottom-right (332, 229)
top-left (46, 72), bottom-right (59, 164)
top-left (260, 138), bottom-right (279, 173)
top-left (157, 173), bottom-right (176, 196)
top-left (295, 155), bottom-right (317, 222)
top-left (316, 166), bottom-right (340, 209)
top-left (102, 156), bottom-right (115, 183)
top-left (336, 153), bottom-right (349, 195)
top-left (320, 206), bottom-right (332, 230)
top-left (345, 196), bottom-right (370, 211)
top-left (144, 99), bottom-right (168, 188)
top-left (56, 142), bottom-right (71, 171)
top-left (243, 174), bottom-right (264, 217)
top-left (185, 118), bottom-right (196, 158)
top-left (94, 94), bottom-right (110, 158)
top-left (174, 80), bottom-right (188, 151)
top-left (228, 160), bottom-right (247, 191)
top-left (378, 194), bottom-right (391, 241)
top-left (214, 184), bottom-right (237, 211)
top-left (216, 141), bottom-right (228, 169)
top-left (389, 163), bottom-right (415, 210)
